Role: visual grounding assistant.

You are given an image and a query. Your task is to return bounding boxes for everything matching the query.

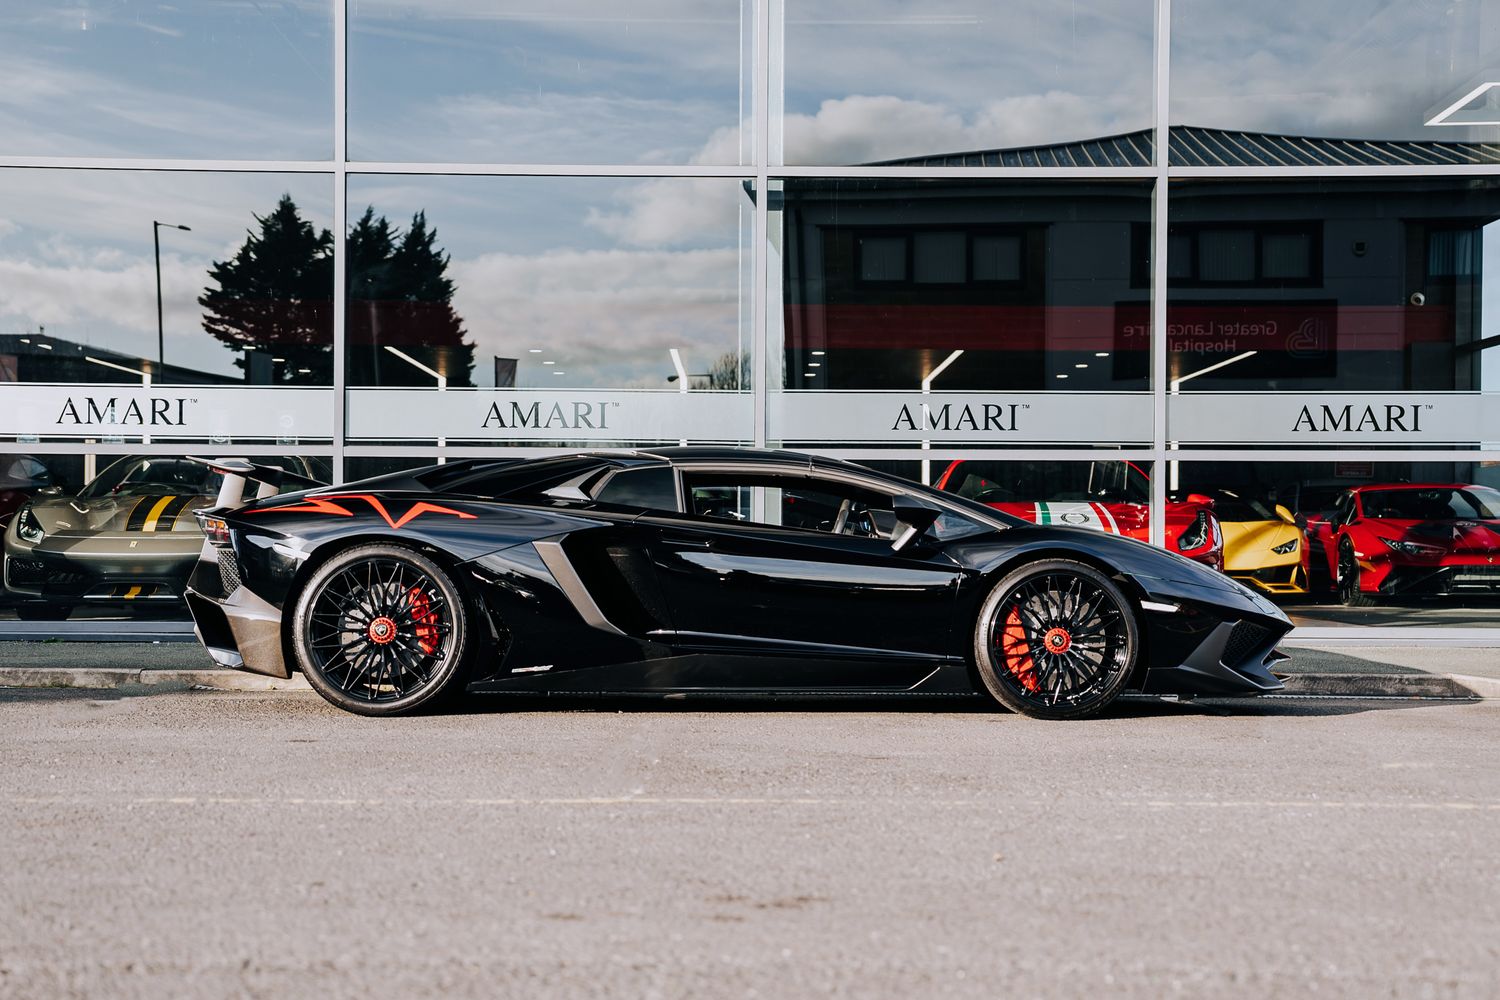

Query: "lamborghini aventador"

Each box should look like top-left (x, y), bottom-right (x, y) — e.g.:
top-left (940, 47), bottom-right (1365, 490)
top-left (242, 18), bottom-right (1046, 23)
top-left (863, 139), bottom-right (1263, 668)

top-left (183, 448), bottom-right (1292, 719)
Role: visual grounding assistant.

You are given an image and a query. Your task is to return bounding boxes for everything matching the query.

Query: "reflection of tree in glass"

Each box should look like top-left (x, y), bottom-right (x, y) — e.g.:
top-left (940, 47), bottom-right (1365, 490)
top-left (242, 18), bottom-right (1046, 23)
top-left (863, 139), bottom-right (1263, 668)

top-left (707, 350), bottom-right (751, 390)
top-left (346, 207), bottom-right (475, 387)
top-left (199, 195), bottom-right (333, 384)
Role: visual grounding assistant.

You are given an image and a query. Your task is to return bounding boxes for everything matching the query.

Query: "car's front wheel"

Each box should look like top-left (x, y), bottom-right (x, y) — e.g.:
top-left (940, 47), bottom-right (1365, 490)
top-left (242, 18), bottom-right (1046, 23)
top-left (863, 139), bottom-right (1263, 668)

top-left (290, 543), bottom-right (473, 716)
top-left (1336, 541), bottom-right (1378, 608)
top-left (973, 559), bottom-right (1139, 720)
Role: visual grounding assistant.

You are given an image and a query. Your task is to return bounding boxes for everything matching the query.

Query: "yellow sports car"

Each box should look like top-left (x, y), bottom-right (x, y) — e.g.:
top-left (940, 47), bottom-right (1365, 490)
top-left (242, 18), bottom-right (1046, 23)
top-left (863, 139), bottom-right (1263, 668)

top-left (1208, 490), bottom-right (1310, 596)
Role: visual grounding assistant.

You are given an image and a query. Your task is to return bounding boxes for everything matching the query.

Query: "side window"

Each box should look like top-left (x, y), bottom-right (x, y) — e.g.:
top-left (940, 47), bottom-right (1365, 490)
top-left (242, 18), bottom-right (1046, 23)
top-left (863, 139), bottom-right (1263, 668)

top-left (593, 467), bottom-right (679, 512)
top-left (681, 473), bottom-right (894, 538)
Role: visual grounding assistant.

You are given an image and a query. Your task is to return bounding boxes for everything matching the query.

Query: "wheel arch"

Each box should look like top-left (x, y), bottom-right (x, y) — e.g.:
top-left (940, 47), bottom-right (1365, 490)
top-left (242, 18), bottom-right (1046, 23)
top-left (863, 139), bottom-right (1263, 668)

top-left (277, 532), bottom-right (498, 678)
top-left (964, 544), bottom-right (1154, 687)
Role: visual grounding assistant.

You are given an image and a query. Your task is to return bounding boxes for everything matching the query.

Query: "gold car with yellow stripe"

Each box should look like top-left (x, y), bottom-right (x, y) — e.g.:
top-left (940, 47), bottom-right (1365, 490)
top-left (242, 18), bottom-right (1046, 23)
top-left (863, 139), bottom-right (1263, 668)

top-left (3, 455), bottom-right (320, 618)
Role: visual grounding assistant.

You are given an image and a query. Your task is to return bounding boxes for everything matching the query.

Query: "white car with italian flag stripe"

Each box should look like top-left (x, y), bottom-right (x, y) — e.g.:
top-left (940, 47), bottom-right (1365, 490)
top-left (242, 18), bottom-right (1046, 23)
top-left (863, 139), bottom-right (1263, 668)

top-left (935, 459), bottom-right (1224, 571)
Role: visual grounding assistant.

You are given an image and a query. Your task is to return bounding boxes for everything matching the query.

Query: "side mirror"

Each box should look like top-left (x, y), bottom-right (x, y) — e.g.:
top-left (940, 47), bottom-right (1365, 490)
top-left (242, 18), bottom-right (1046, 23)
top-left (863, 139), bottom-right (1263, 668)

top-left (891, 496), bottom-right (941, 552)
top-left (1185, 493), bottom-right (1214, 506)
top-left (1274, 504), bottom-right (1296, 525)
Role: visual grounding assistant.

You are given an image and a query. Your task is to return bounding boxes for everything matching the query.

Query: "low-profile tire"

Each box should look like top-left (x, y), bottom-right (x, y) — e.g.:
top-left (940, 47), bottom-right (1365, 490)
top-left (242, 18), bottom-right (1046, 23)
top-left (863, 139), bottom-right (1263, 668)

top-left (1336, 542), bottom-right (1378, 608)
top-left (973, 559), bottom-right (1139, 720)
top-left (290, 543), bottom-right (473, 716)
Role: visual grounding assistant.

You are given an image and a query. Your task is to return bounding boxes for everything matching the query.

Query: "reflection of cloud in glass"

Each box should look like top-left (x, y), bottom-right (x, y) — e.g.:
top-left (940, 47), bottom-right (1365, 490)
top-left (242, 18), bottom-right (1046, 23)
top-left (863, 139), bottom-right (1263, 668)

top-left (1171, 0), bottom-right (1500, 143)
top-left (0, 1), bottom-right (331, 159)
top-left (348, 1), bottom-right (747, 164)
top-left (347, 176), bottom-right (748, 390)
top-left (782, 0), bottom-right (1153, 163)
top-left (0, 171), bottom-right (333, 378)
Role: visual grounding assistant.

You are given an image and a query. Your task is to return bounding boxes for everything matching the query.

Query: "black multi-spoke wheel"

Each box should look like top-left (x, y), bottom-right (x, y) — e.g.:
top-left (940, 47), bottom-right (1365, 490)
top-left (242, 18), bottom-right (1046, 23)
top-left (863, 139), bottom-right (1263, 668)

top-left (973, 559), bottom-right (1138, 720)
top-left (1337, 541), bottom-right (1377, 607)
top-left (290, 543), bottom-right (472, 716)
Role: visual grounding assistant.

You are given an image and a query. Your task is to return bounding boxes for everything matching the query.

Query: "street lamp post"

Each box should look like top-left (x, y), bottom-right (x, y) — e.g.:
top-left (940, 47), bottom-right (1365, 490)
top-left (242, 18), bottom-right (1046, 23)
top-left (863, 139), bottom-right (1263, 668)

top-left (153, 220), bottom-right (191, 382)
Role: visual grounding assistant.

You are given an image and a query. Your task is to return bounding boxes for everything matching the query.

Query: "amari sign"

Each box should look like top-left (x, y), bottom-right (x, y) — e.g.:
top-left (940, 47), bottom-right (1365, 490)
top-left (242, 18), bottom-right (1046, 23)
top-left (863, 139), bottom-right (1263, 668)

top-left (345, 389), bottom-right (753, 443)
top-left (772, 392), bottom-right (1152, 444)
top-left (0, 385), bottom-right (333, 441)
top-left (1170, 393), bottom-right (1500, 445)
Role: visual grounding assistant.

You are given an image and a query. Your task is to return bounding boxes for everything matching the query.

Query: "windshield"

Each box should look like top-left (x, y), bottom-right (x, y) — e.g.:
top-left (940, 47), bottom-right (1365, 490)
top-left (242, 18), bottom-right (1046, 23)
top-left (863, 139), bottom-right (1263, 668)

top-left (1360, 487), bottom-right (1500, 520)
top-left (940, 460), bottom-right (1148, 505)
top-left (1210, 490), bottom-right (1278, 522)
top-left (79, 456), bottom-right (313, 499)
top-left (81, 457), bottom-right (222, 499)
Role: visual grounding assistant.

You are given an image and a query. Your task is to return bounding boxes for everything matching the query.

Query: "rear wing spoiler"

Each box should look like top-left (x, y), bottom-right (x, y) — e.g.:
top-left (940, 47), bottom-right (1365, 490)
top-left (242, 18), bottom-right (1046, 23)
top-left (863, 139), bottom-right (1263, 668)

top-left (187, 457), bottom-right (327, 510)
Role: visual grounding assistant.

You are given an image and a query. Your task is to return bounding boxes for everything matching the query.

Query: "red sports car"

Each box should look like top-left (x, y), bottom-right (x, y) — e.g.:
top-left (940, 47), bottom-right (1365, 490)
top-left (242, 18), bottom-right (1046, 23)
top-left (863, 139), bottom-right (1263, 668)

top-left (1325, 483), bottom-right (1500, 605)
top-left (935, 460), bottom-right (1223, 570)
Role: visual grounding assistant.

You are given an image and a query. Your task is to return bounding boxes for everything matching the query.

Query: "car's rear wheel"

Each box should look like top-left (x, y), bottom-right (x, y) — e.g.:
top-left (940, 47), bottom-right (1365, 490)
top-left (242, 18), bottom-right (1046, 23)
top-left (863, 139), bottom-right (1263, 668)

top-left (973, 559), bottom-right (1138, 720)
top-left (290, 543), bottom-right (472, 716)
top-left (1337, 541), bottom-right (1378, 607)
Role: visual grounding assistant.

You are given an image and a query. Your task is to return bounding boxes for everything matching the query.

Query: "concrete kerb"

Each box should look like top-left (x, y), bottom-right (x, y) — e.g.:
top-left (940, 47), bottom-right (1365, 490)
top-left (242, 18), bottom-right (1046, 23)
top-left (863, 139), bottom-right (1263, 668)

top-left (0, 667), bottom-right (310, 692)
top-left (0, 667), bottom-right (1492, 699)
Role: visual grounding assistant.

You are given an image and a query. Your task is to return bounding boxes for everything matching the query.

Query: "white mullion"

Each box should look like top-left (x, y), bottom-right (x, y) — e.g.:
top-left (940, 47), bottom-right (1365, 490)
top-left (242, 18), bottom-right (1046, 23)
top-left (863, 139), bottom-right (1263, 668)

top-left (752, 0), bottom-right (771, 452)
top-left (774, 165), bottom-right (1159, 180)
top-left (1169, 164), bottom-right (1500, 179)
top-left (332, 0), bottom-right (348, 483)
top-left (1150, 0), bottom-right (1171, 550)
top-left (0, 156), bottom-right (333, 172)
top-left (347, 161), bottom-right (751, 178)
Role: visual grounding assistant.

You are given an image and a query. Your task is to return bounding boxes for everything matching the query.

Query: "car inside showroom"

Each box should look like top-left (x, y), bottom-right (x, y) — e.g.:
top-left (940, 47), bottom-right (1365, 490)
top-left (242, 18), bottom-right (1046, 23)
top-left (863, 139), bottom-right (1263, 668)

top-left (2, 0), bottom-right (1498, 641)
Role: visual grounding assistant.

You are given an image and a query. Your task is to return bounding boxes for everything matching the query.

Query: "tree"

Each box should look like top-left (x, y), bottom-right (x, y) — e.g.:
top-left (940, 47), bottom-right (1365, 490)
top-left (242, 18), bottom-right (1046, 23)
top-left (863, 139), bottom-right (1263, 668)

top-left (346, 208), bottom-right (475, 387)
top-left (200, 194), bottom-right (333, 383)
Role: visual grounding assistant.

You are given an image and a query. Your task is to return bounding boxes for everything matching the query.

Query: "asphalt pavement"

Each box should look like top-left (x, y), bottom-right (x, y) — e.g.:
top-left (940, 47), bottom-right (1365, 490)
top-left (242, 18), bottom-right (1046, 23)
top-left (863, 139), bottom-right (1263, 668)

top-left (1, 686), bottom-right (1497, 998)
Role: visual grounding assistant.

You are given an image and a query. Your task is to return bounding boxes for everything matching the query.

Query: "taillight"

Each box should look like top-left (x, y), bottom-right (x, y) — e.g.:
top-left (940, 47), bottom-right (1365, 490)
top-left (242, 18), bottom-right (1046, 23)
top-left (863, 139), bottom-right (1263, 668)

top-left (197, 513), bottom-right (232, 547)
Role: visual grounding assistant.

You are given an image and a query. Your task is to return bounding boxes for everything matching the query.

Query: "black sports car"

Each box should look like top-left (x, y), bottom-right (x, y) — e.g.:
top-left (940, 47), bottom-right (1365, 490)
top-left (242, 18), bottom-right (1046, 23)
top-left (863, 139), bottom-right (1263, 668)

top-left (184, 448), bottom-right (1292, 719)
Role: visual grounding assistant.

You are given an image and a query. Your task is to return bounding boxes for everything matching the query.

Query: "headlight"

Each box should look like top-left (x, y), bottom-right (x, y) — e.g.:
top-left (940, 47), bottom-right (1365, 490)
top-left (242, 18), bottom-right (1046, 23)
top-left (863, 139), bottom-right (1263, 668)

top-left (1271, 538), bottom-right (1299, 555)
top-left (1177, 510), bottom-right (1210, 552)
top-left (15, 505), bottom-right (44, 544)
top-left (1379, 537), bottom-right (1444, 557)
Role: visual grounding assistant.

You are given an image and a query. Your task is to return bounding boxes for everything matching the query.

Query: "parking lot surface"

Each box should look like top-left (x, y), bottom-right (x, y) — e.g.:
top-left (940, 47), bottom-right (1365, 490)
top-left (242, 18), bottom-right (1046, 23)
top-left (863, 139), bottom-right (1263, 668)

top-left (1, 688), bottom-right (1497, 998)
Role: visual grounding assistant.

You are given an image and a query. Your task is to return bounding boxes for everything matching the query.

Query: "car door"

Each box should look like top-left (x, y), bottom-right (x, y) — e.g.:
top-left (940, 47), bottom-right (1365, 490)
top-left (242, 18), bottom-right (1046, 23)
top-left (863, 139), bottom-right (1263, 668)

top-left (636, 467), bottom-right (965, 684)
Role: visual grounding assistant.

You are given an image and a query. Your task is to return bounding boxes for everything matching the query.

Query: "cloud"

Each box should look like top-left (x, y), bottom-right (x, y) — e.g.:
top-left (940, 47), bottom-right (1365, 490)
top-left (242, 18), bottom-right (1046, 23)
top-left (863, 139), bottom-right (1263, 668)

top-left (0, 254), bottom-right (232, 374)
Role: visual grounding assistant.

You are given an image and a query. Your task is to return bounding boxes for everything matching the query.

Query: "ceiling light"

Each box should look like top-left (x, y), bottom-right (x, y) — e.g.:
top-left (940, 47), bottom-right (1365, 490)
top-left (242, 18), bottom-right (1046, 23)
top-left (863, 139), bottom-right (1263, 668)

top-left (1074, 363), bottom-right (1088, 369)
top-left (1055, 373), bottom-right (1068, 379)
top-left (803, 371), bottom-right (817, 377)
top-left (808, 362), bottom-right (821, 367)
top-left (552, 371), bottom-right (566, 376)
top-left (272, 357), bottom-right (286, 362)
top-left (811, 350), bottom-right (826, 356)
top-left (38, 343), bottom-right (52, 350)
top-left (542, 360), bottom-right (556, 365)
top-left (528, 348), bottom-right (543, 354)
top-left (1095, 351), bottom-right (1110, 357)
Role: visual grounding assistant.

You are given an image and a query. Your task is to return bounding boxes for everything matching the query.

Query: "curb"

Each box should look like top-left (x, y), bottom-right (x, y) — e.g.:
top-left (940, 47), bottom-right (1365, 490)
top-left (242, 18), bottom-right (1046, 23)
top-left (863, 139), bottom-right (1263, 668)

top-left (1278, 672), bottom-right (1496, 700)
top-left (0, 668), bottom-right (311, 692)
top-left (0, 667), bottom-right (1494, 699)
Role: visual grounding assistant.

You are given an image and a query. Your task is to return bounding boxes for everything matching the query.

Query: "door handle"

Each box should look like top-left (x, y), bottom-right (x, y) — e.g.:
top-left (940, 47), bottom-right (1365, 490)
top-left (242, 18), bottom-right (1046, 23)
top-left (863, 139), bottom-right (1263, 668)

top-left (662, 536), bottom-right (712, 550)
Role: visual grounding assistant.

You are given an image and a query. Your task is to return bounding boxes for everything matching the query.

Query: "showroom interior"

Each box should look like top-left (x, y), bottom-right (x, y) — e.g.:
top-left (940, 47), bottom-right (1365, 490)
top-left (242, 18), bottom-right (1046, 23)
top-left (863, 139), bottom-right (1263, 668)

top-left (2, 0), bottom-right (1499, 637)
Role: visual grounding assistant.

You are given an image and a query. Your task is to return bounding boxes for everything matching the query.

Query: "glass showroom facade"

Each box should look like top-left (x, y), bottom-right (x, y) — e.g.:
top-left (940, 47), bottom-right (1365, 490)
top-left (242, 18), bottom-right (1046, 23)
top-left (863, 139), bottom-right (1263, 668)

top-left (2, 0), bottom-right (1499, 637)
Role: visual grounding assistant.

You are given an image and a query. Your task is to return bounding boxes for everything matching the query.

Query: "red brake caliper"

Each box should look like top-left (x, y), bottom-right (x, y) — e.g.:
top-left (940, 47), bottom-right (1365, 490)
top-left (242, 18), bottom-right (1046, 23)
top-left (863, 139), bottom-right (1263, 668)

top-left (1000, 607), bottom-right (1041, 693)
top-left (407, 586), bottom-right (439, 656)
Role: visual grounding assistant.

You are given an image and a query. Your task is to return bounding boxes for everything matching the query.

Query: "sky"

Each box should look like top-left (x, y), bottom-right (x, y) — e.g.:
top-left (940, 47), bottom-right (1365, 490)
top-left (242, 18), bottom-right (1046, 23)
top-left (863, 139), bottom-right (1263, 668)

top-left (3, 0), bottom-right (1500, 390)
